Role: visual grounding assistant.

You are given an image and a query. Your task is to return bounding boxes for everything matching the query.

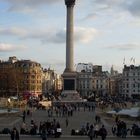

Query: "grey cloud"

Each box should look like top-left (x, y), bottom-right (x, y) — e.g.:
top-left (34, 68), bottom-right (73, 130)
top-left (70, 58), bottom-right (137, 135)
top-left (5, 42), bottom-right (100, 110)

top-left (0, 27), bottom-right (99, 44)
top-left (93, 0), bottom-right (140, 17)
top-left (0, 43), bottom-right (26, 52)
top-left (0, 0), bottom-right (61, 12)
top-left (93, 0), bottom-right (122, 9)
top-left (42, 30), bottom-right (66, 44)
top-left (33, 27), bottom-right (98, 44)
top-left (82, 13), bottom-right (97, 21)
top-left (74, 27), bottom-right (98, 43)
top-left (124, 0), bottom-right (140, 17)
top-left (0, 27), bottom-right (27, 36)
top-left (105, 43), bottom-right (140, 51)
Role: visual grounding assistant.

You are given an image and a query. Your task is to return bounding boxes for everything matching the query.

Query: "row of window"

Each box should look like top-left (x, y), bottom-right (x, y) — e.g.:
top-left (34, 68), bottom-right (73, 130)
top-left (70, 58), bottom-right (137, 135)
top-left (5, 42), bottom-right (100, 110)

top-left (80, 84), bottom-right (106, 89)
top-left (124, 72), bottom-right (140, 76)
top-left (123, 83), bottom-right (140, 88)
top-left (23, 80), bottom-right (42, 84)
top-left (123, 90), bottom-right (140, 93)
top-left (124, 78), bottom-right (140, 81)
top-left (15, 63), bottom-right (41, 68)
top-left (24, 75), bottom-right (42, 79)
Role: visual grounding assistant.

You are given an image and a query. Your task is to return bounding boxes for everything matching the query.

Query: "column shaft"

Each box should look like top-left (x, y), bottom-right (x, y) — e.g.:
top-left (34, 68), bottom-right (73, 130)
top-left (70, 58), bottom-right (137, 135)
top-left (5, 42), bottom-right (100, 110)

top-left (66, 6), bottom-right (74, 72)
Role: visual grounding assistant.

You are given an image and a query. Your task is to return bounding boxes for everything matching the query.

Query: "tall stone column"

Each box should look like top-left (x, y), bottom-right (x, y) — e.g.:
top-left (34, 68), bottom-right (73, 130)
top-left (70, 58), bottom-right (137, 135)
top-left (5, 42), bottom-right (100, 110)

top-left (59, 0), bottom-right (82, 102)
top-left (65, 0), bottom-right (75, 72)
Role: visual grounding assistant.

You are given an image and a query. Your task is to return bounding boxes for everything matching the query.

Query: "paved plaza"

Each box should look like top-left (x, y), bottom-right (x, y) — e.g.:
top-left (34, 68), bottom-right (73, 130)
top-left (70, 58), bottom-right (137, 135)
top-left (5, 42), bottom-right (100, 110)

top-left (0, 106), bottom-right (140, 140)
top-left (0, 108), bottom-right (96, 135)
top-left (0, 135), bottom-right (140, 140)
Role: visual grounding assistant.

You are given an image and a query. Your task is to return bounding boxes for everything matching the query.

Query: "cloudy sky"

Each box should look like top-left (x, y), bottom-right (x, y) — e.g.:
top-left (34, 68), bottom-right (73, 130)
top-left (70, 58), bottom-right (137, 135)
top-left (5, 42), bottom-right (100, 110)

top-left (0, 0), bottom-right (140, 74)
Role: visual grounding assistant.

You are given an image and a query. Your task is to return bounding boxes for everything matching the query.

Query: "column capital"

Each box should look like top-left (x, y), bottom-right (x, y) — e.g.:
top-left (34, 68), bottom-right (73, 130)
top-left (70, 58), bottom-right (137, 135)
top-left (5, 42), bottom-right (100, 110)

top-left (65, 0), bottom-right (75, 7)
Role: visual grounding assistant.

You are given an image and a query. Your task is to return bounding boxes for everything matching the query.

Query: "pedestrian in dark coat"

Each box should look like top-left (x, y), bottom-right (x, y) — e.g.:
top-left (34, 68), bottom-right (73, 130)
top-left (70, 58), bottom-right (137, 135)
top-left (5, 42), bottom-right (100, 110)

top-left (22, 110), bottom-right (26, 122)
top-left (88, 125), bottom-right (94, 140)
top-left (41, 127), bottom-right (47, 140)
top-left (10, 127), bottom-right (20, 140)
top-left (99, 125), bottom-right (107, 140)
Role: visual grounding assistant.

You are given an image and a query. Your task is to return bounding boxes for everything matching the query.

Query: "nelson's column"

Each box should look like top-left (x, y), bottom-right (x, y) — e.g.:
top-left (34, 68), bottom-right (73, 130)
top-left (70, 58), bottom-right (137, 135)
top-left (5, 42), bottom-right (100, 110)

top-left (61, 0), bottom-right (81, 101)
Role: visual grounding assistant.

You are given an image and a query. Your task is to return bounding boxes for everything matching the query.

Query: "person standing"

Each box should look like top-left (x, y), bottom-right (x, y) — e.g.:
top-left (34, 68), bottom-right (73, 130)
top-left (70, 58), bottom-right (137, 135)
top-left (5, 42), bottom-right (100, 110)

top-left (65, 117), bottom-right (69, 127)
top-left (99, 125), bottom-right (107, 140)
top-left (94, 123), bottom-right (99, 138)
top-left (10, 127), bottom-right (20, 140)
top-left (112, 124), bottom-right (117, 136)
top-left (88, 125), bottom-right (94, 140)
top-left (22, 110), bottom-right (26, 122)
top-left (41, 127), bottom-right (47, 140)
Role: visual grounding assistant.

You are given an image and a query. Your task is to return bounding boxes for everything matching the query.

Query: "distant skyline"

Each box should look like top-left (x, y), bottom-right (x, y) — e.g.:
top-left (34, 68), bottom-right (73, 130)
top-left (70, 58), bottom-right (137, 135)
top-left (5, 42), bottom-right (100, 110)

top-left (0, 0), bottom-right (140, 74)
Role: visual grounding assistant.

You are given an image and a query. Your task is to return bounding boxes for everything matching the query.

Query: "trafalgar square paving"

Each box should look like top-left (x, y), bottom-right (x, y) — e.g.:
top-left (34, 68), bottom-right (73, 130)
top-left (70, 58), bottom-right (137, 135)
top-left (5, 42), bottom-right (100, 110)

top-left (0, 104), bottom-right (140, 140)
top-left (0, 135), bottom-right (140, 140)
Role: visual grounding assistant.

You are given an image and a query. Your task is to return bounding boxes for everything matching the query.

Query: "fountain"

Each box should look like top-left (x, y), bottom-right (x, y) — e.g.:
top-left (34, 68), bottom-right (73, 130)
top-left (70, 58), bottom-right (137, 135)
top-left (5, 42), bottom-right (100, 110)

top-left (0, 108), bottom-right (20, 116)
top-left (107, 107), bottom-right (140, 118)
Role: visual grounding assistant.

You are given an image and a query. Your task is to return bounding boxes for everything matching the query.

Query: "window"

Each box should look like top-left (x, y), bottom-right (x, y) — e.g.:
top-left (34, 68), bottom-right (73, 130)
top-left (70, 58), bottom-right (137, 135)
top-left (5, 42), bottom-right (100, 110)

top-left (126, 84), bottom-right (129, 88)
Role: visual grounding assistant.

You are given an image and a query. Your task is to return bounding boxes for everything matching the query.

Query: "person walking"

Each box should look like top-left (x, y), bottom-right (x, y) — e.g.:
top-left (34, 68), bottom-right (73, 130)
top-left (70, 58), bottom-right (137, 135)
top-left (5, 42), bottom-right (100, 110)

top-left (112, 124), bottom-right (117, 136)
top-left (41, 127), bottom-right (47, 140)
top-left (94, 123), bottom-right (99, 138)
top-left (99, 125), bottom-right (107, 140)
top-left (10, 127), bottom-right (20, 140)
top-left (88, 125), bottom-right (94, 140)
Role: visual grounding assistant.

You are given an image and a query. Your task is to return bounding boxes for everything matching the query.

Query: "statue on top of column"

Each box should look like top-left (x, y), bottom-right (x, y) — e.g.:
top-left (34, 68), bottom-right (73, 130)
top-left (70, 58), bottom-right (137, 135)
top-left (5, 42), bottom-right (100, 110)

top-left (65, 0), bottom-right (76, 7)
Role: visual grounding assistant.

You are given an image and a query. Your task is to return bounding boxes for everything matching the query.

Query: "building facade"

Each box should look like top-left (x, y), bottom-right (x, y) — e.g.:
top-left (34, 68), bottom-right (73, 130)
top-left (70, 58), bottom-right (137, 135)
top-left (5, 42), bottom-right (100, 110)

top-left (92, 72), bottom-right (109, 97)
top-left (76, 63), bottom-right (109, 98)
top-left (0, 57), bottom-right (42, 97)
top-left (77, 72), bottom-right (93, 97)
top-left (122, 65), bottom-right (140, 98)
top-left (108, 75), bottom-right (122, 96)
top-left (42, 68), bottom-right (62, 97)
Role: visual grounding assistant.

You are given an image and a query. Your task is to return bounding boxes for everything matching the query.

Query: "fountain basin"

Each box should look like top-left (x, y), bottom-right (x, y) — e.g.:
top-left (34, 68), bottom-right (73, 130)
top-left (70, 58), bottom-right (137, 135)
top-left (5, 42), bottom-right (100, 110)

top-left (0, 108), bottom-right (20, 117)
top-left (107, 107), bottom-right (140, 118)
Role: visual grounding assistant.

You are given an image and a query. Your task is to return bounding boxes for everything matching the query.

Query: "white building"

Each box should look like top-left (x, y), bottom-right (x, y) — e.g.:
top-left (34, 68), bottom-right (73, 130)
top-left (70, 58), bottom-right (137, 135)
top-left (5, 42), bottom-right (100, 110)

top-left (77, 72), bottom-right (93, 97)
top-left (76, 62), bottom-right (109, 98)
top-left (122, 65), bottom-right (140, 98)
top-left (76, 63), bottom-right (93, 72)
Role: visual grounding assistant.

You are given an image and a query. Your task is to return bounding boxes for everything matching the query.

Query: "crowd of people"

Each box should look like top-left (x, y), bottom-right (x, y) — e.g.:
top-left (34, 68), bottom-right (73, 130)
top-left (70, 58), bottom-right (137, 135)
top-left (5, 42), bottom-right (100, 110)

top-left (111, 119), bottom-right (140, 138)
top-left (71, 121), bottom-right (107, 140)
top-left (0, 95), bottom-right (140, 140)
top-left (9, 118), bottom-right (62, 140)
top-left (20, 118), bottom-right (62, 137)
top-left (47, 102), bottom-right (96, 118)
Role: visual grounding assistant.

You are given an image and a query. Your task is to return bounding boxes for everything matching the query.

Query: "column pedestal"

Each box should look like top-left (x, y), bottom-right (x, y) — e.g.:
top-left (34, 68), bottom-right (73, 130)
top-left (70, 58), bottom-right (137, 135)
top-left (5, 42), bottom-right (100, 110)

top-left (61, 71), bottom-right (82, 102)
